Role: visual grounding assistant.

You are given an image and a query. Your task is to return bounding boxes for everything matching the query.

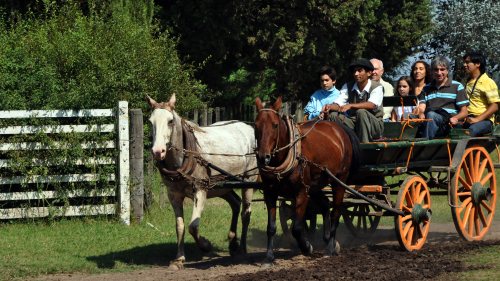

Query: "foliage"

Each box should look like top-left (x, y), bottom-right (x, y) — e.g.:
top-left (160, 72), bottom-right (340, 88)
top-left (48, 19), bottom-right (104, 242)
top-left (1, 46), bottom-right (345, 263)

top-left (0, 1), bottom-right (212, 219)
top-left (156, 0), bottom-right (433, 104)
top-left (0, 0), bottom-right (212, 114)
top-left (423, 0), bottom-right (500, 76)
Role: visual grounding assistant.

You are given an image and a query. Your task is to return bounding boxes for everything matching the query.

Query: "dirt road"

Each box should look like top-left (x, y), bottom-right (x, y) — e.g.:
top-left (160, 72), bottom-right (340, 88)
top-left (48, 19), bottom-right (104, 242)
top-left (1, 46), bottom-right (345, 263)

top-left (40, 222), bottom-right (500, 281)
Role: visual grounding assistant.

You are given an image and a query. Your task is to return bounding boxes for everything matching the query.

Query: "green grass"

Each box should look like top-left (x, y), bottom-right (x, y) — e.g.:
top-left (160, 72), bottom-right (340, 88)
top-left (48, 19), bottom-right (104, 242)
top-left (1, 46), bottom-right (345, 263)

top-left (0, 176), bottom-right (273, 280)
top-left (436, 244), bottom-right (500, 280)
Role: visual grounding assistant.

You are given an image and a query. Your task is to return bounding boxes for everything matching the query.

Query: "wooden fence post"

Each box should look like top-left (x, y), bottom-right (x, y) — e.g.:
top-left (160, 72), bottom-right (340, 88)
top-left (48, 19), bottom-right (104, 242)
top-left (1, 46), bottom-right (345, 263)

top-left (215, 107), bottom-right (220, 122)
top-left (295, 101), bottom-right (304, 122)
top-left (221, 107), bottom-right (226, 121)
top-left (202, 105), bottom-right (208, 126)
top-left (117, 101), bottom-right (130, 226)
top-left (194, 110), bottom-right (199, 125)
top-left (145, 153), bottom-right (155, 211)
top-left (129, 109), bottom-right (144, 223)
top-left (207, 108), bottom-right (213, 125)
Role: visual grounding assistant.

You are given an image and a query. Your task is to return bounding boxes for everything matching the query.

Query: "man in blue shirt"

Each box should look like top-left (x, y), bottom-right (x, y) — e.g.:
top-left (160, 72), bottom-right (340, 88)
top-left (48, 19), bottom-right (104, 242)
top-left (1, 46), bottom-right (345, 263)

top-left (304, 66), bottom-right (340, 120)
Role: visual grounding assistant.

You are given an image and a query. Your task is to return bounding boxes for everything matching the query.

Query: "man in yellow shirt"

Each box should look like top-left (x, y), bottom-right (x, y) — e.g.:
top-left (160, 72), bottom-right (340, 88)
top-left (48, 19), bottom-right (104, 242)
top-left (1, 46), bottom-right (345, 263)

top-left (462, 52), bottom-right (500, 137)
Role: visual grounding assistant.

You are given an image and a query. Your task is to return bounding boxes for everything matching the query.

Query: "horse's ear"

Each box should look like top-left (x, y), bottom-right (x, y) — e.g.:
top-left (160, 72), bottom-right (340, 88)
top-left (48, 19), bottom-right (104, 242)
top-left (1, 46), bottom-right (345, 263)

top-left (145, 94), bottom-right (157, 109)
top-left (272, 96), bottom-right (282, 112)
top-left (255, 97), bottom-right (264, 111)
top-left (168, 93), bottom-right (176, 109)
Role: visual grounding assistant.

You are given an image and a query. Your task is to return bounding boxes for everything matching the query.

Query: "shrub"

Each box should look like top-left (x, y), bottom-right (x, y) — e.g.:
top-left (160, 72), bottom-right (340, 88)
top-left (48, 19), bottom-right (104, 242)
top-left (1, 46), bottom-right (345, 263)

top-left (0, 1), bottom-right (213, 114)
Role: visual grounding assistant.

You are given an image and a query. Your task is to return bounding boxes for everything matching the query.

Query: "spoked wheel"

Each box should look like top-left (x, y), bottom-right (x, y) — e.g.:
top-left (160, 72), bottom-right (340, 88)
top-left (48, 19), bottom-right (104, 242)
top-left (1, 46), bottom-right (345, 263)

top-left (395, 176), bottom-right (432, 251)
top-left (451, 147), bottom-right (497, 241)
top-left (342, 203), bottom-right (381, 238)
top-left (278, 200), bottom-right (317, 247)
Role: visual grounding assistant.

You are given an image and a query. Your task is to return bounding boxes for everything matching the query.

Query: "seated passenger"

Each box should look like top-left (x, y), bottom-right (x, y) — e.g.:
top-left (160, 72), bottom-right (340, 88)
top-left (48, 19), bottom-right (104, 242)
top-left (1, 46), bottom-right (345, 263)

top-left (391, 76), bottom-right (418, 122)
top-left (321, 59), bottom-right (384, 143)
top-left (459, 52), bottom-right (500, 137)
top-left (304, 66), bottom-right (340, 120)
top-left (370, 58), bottom-right (394, 122)
top-left (417, 56), bottom-right (469, 140)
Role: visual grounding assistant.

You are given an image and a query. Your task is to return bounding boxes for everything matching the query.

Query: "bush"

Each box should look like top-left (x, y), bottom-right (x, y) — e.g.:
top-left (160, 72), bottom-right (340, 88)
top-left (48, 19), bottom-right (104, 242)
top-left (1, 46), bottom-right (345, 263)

top-left (0, 1), bottom-right (213, 114)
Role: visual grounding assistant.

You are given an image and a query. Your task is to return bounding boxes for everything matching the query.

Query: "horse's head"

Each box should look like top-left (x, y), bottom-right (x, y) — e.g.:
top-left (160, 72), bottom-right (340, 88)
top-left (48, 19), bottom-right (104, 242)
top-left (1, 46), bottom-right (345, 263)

top-left (146, 94), bottom-right (177, 161)
top-left (254, 97), bottom-right (282, 166)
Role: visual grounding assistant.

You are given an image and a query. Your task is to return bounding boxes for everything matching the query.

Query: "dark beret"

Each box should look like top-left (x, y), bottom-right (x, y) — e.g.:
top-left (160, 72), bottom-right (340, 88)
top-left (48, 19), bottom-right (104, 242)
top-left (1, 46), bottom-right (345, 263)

top-left (348, 59), bottom-right (374, 73)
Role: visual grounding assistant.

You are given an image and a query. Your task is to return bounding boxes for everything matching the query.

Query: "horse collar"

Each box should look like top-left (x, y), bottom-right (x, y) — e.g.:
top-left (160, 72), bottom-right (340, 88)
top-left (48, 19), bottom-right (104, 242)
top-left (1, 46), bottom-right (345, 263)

top-left (157, 118), bottom-right (197, 182)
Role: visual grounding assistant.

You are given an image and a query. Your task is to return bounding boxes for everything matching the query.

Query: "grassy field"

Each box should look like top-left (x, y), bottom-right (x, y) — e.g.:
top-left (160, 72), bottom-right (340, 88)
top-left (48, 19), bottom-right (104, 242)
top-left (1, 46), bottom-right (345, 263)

top-left (1, 153), bottom-right (500, 280)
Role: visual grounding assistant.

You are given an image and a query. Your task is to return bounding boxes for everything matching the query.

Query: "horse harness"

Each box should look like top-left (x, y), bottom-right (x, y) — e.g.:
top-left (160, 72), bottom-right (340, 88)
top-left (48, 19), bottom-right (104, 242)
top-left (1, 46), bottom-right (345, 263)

top-left (257, 109), bottom-right (322, 185)
top-left (156, 116), bottom-right (256, 189)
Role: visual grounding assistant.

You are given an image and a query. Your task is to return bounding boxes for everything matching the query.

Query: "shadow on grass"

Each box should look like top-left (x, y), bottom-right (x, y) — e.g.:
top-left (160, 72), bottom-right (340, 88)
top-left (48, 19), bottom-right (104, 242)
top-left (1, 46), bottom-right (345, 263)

top-left (85, 242), bottom-right (225, 269)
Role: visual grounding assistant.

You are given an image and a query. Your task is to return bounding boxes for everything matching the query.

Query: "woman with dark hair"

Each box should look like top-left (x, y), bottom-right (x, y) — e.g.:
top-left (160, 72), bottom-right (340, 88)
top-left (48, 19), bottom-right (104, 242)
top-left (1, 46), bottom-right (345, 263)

top-left (410, 61), bottom-right (432, 96)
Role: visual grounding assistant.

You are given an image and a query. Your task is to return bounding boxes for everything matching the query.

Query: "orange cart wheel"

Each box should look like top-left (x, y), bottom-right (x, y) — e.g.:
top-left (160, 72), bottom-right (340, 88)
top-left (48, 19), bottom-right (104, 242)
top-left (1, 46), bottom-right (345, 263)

top-left (451, 147), bottom-right (497, 241)
top-left (394, 176), bottom-right (432, 251)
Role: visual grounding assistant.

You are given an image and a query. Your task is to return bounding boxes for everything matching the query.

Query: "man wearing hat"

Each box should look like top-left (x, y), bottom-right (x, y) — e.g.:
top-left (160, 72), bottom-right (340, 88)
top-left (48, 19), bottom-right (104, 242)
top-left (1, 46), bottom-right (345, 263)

top-left (321, 59), bottom-right (384, 143)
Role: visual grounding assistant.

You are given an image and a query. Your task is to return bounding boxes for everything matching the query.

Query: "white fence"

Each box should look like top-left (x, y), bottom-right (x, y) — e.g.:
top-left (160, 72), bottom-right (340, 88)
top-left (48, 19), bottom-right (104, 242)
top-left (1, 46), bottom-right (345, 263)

top-left (0, 101), bottom-right (130, 225)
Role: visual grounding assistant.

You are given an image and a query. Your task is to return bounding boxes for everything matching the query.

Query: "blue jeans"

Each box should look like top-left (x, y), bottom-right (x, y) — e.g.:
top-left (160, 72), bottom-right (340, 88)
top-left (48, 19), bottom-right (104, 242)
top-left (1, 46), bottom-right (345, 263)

top-left (456, 118), bottom-right (493, 137)
top-left (420, 111), bottom-right (451, 140)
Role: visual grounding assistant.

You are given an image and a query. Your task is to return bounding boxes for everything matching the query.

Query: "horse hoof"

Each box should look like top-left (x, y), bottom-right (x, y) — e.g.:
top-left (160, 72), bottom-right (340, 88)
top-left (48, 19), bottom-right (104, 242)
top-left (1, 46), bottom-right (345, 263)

top-left (334, 241), bottom-right (340, 256)
top-left (168, 262), bottom-right (184, 270)
top-left (198, 236), bottom-right (213, 253)
top-left (229, 239), bottom-right (239, 257)
top-left (234, 247), bottom-right (247, 258)
top-left (302, 244), bottom-right (313, 256)
top-left (261, 263), bottom-right (273, 269)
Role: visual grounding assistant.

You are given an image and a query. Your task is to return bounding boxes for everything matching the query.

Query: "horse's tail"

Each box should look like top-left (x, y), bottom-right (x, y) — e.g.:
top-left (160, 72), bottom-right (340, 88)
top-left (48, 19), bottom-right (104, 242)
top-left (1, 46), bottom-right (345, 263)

top-left (337, 123), bottom-right (363, 182)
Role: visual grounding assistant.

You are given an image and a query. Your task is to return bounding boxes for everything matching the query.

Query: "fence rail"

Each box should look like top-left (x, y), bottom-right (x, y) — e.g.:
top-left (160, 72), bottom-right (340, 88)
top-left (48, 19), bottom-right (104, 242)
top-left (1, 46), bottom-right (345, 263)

top-left (187, 101), bottom-right (305, 125)
top-left (0, 102), bottom-right (130, 225)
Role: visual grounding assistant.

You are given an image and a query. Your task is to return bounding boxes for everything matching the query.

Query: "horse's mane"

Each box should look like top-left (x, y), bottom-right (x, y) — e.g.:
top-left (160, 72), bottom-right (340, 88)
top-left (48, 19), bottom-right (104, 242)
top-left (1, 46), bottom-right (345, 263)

top-left (185, 120), bottom-right (207, 133)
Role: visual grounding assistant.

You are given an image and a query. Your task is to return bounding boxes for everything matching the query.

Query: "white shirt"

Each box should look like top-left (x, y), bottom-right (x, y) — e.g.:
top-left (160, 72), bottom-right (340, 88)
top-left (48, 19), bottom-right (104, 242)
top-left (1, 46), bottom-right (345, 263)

top-left (334, 80), bottom-right (384, 112)
top-left (379, 78), bottom-right (395, 119)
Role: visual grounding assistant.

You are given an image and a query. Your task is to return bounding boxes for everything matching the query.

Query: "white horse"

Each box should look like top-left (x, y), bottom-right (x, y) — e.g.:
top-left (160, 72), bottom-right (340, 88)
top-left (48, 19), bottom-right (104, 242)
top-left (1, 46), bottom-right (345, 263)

top-left (146, 94), bottom-right (257, 269)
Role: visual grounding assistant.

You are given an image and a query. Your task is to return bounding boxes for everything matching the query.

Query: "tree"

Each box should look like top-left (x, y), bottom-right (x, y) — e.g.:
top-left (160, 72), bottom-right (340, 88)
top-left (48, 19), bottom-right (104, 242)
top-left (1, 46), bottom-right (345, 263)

top-left (0, 1), bottom-right (212, 113)
top-left (156, 0), bottom-right (433, 104)
top-left (423, 0), bottom-right (500, 76)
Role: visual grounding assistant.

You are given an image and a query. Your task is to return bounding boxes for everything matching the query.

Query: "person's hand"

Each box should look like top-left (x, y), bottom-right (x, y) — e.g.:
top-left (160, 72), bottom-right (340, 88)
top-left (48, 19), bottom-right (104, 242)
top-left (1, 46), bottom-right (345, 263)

top-left (419, 113), bottom-right (425, 119)
top-left (322, 104), bottom-right (331, 113)
top-left (449, 117), bottom-right (459, 125)
top-left (338, 104), bottom-right (352, 114)
top-left (318, 113), bottom-right (324, 120)
top-left (466, 117), bottom-right (478, 124)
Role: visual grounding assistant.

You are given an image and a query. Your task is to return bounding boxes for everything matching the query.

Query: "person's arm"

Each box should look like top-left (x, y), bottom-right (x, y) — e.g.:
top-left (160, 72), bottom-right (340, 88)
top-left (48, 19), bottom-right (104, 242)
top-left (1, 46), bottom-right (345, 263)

top-left (418, 103), bottom-right (426, 119)
top-left (468, 82), bottom-right (500, 124)
top-left (304, 93), bottom-right (320, 120)
top-left (366, 85), bottom-right (383, 112)
top-left (391, 108), bottom-right (397, 122)
top-left (322, 84), bottom-right (348, 114)
top-left (450, 106), bottom-right (468, 125)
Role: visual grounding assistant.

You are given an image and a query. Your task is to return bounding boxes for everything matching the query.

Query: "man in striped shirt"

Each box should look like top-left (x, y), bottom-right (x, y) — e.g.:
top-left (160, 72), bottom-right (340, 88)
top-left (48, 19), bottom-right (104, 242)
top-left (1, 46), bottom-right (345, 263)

top-left (417, 56), bottom-right (469, 140)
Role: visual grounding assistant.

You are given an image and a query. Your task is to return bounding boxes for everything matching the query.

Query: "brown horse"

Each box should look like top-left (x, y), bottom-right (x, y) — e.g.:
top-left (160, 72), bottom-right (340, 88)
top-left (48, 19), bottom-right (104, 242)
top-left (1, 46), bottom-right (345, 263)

top-left (254, 97), bottom-right (363, 268)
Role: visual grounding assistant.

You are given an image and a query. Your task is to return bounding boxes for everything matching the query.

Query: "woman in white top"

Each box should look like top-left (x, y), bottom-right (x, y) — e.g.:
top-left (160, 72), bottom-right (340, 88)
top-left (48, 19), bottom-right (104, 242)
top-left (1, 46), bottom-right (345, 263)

top-left (391, 76), bottom-right (418, 122)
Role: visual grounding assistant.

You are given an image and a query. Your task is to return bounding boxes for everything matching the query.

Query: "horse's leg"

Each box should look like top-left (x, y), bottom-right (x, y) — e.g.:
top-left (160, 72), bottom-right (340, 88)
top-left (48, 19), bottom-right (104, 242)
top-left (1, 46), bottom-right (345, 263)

top-left (309, 191), bottom-right (331, 244)
top-left (292, 188), bottom-right (313, 255)
top-left (238, 188), bottom-right (253, 255)
top-left (220, 190), bottom-right (241, 257)
top-left (261, 189), bottom-right (278, 269)
top-left (324, 176), bottom-right (346, 258)
top-left (188, 188), bottom-right (212, 253)
top-left (167, 191), bottom-right (186, 270)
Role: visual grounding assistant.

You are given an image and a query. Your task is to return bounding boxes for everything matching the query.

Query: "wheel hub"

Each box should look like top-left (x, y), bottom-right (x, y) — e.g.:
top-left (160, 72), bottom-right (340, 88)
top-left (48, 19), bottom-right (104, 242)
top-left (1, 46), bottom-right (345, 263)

top-left (412, 203), bottom-right (432, 224)
top-left (471, 182), bottom-right (492, 205)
